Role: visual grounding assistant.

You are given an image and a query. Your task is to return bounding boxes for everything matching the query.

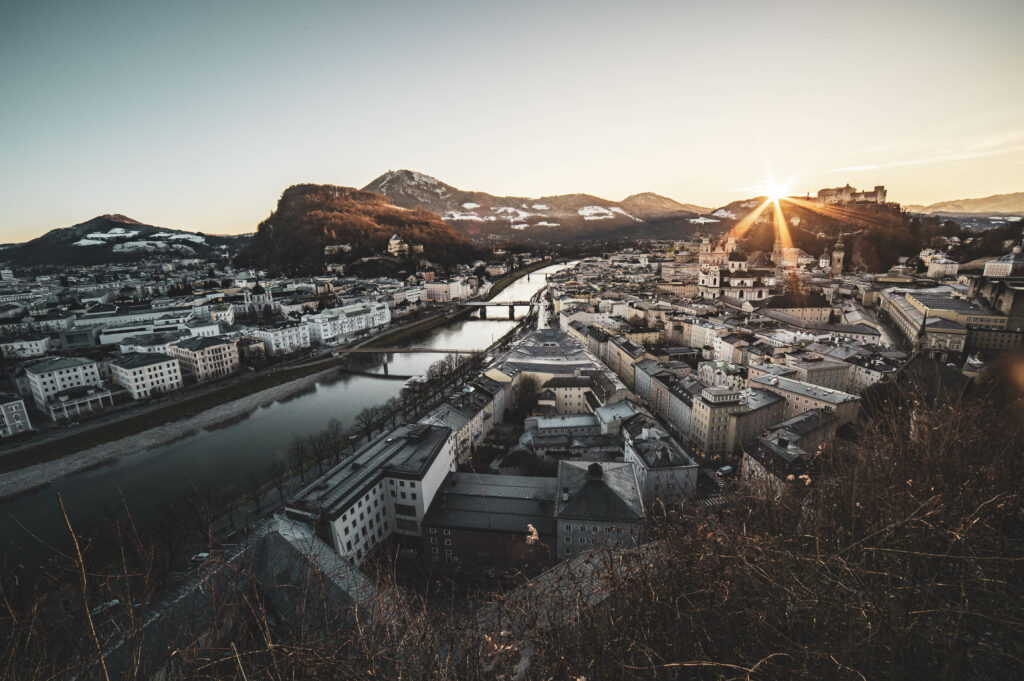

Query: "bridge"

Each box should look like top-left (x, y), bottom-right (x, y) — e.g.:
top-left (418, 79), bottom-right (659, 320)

top-left (458, 299), bottom-right (535, 319)
top-left (332, 346), bottom-right (483, 355)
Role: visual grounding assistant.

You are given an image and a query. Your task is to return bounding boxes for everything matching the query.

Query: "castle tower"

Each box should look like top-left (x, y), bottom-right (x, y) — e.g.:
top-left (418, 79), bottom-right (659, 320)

top-left (831, 236), bottom-right (845, 275)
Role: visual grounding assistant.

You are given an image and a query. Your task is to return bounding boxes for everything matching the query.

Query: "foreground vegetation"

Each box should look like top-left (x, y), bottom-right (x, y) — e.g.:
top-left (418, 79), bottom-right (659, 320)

top-left (2, 352), bottom-right (1022, 680)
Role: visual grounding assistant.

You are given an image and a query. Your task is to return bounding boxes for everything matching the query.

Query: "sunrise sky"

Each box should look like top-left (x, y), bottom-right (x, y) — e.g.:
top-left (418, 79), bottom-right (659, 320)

top-left (1, 0), bottom-right (1022, 240)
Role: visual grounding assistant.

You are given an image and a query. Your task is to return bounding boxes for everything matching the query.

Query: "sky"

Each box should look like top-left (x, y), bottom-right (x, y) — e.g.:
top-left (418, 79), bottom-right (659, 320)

top-left (1, 0), bottom-right (1022, 241)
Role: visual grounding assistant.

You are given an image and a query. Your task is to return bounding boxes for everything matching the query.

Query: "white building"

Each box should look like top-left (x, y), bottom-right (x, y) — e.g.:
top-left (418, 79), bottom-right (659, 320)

top-left (25, 356), bottom-right (103, 412)
top-left (168, 336), bottom-right (240, 383)
top-left (982, 245), bottom-right (1024, 278)
top-left (110, 353), bottom-right (183, 399)
top-left (252, 322), bottom-right (311, 356)
top-left (425, 278), bottom-right (471, 302)
top-left (0, 394), bottom-right (31, 438)
top-left (926, 258), bottom-right (959, 279)
top-left (303, 302), bottom-right (391, 345)
top-left (285, 423), bottom-right (456, 566)
top-left (0, 335), bottom-right (50, 359)
top-left (623, 422), bottom-right (699, 507)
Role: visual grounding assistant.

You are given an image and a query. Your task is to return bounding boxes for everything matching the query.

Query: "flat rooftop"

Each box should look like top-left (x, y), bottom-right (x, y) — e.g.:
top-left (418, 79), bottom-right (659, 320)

top-left (751, 375), bottom-right (859, 404)
top-left (289, 423), bottom-right (452, 520)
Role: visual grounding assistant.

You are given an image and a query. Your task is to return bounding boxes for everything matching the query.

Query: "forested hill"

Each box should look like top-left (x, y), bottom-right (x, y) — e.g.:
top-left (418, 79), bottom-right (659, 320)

top-left (235, 184), bottom-right (480, 274)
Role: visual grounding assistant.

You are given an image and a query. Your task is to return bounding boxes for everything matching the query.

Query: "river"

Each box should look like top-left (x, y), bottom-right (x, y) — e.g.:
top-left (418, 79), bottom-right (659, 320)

top-left (0, 265), bottom-right (564, 566)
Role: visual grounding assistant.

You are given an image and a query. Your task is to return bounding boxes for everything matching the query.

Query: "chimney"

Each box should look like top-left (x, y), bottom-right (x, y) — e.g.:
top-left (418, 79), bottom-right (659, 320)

top-left (587, 462), bottom-right (604, 480)
top-left (561, 485), bottom-right (569, 502)
top-left (777, 437), bottom-right (789, 449)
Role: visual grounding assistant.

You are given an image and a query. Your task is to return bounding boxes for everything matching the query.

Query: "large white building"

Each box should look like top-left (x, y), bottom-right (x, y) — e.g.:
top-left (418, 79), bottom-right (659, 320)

top-left (25, 356), bottom-right (103, 412)
top-left (252, 321), bottom-right (311, 356)
top-left (169, 336), bottom-right (240, 383)
top-left (286, 423), bottom-right (456, 566)
top-left (110, 353), bottom-right (183, 399)
top-left (303, 302), bottom-right (391, 345)
top-left (425, 278), bottom-right (471, 302)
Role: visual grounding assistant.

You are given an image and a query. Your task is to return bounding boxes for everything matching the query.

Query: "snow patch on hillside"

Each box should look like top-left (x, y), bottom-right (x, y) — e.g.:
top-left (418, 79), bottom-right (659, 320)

top-left (610, 206), bottom-right (640, 221)
top-left (532, 204), bottom-right (549, 210)
top-left (86, 229), bottom-right (140, 239)
top-left (534, 221), bottom-right (560, 227)
top-left (579, 206), bottom-right (614, 220)
top-left (113, 241), bottom-right (167, 251)
top-left (495, 207), bottom-right (538, 222)
top-left (443, 211), bottom-right (484, 222)
top-left (689, 216), bottom-right (720, 224)
top-left (166, 234), bottom-right (206, 243)
top-left (74, 239), bottom-right (104, 246)
top-left (712, 209), bottom-right (737, 219)
top-left (461, 202), bottom-right (480, 209)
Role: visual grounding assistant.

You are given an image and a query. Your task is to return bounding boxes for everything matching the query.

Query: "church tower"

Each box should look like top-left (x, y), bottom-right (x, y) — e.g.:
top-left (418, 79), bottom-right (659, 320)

top-left (772, 233), bottom-right (785, 269)
top-left (831, 235), bottom-right (845, 275)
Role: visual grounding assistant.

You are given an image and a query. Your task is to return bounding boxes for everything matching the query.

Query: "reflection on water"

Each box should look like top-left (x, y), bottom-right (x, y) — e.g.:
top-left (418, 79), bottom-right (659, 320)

top-left (0, 264), bottom-right (566, 564)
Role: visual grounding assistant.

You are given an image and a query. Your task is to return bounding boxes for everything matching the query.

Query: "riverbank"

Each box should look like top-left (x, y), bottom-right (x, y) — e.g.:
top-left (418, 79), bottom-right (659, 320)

top-left (0, 362), bottom-right (350, 500)
top-left (0, 263), bottom-right (554, 500)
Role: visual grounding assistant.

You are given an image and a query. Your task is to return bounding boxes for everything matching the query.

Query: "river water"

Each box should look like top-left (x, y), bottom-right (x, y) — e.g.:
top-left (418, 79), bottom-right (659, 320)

top-left (0, 265), bottom-right (563, 566)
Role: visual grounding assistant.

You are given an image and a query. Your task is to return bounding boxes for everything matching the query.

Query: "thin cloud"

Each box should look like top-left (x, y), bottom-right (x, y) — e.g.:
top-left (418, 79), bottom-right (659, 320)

top-left (829, 142), bottom-right (1024, 173)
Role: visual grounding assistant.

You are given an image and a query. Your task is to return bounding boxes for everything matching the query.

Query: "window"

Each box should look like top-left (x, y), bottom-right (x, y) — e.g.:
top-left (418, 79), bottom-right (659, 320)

top-left (443, 529), bottom-right (451, 535)
top-left (429, 527), bottom-right (436, 534)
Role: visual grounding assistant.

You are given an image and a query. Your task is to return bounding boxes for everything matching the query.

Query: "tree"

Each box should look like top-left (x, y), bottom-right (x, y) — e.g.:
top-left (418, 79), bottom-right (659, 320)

top-left (288, 438), bottom-right (309, 481)
top-left (267, 460), bottom-right (288, 502)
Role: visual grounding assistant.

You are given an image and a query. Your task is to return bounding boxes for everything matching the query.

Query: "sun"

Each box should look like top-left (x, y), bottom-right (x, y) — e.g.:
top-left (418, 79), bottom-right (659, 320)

top-left (763, 178), bottom-right (792, 202)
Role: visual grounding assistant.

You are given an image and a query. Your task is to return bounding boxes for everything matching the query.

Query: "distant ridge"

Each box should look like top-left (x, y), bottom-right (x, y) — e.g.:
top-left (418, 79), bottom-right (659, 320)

top-left (362, 169), bottom-right (710, 241)
top-left (3, 214), bottom-right (249, 267)
top-left (906, 192), bottom-right (1024, 215)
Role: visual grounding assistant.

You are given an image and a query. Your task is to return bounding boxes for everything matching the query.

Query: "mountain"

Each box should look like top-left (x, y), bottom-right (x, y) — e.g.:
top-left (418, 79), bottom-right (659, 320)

top-left (236, 184), bottom-right (479, 274)
top-left (906, 192), bottom-right (1024, 215)
top-left (362, 170), bottom-right (711, 241)
top-left (3, 214), bottom-right (250, 267)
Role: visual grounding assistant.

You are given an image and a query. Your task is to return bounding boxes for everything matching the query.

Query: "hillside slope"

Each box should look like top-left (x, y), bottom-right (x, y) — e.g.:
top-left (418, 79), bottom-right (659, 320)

top-left (363, 169), bottom-right (711, 241)
top-left (707, 197), bottom-right (962, 272)
top-left (3, 214), bottom-right (248, 267)
top-left (236, 184), bottom-right (479, 274)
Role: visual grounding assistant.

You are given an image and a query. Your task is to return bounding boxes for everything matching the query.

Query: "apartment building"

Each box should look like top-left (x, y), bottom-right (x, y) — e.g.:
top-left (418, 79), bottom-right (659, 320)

top-left (252, 321), bottom-right (311, 356)
top-left (750, 374), bottom-right (861, 426)
top-left (25, 356), bottom-right (103, 412)
top-left (110, 353), bottom-right (183, 400)
top-left (0, 335), bottom-right (49, 359)
top-left (169, 336), bottom-right (239, 383)
top-left (623, 419), bottom-right (698, 506)
top-left (0, 394), bottom-right (31, 438)
top-left (424, 278), bottom-right (471, 302)
top-left (689, 387), bottom-right (785, 455)
top-left (303, 302), bottom-right (391, 345)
